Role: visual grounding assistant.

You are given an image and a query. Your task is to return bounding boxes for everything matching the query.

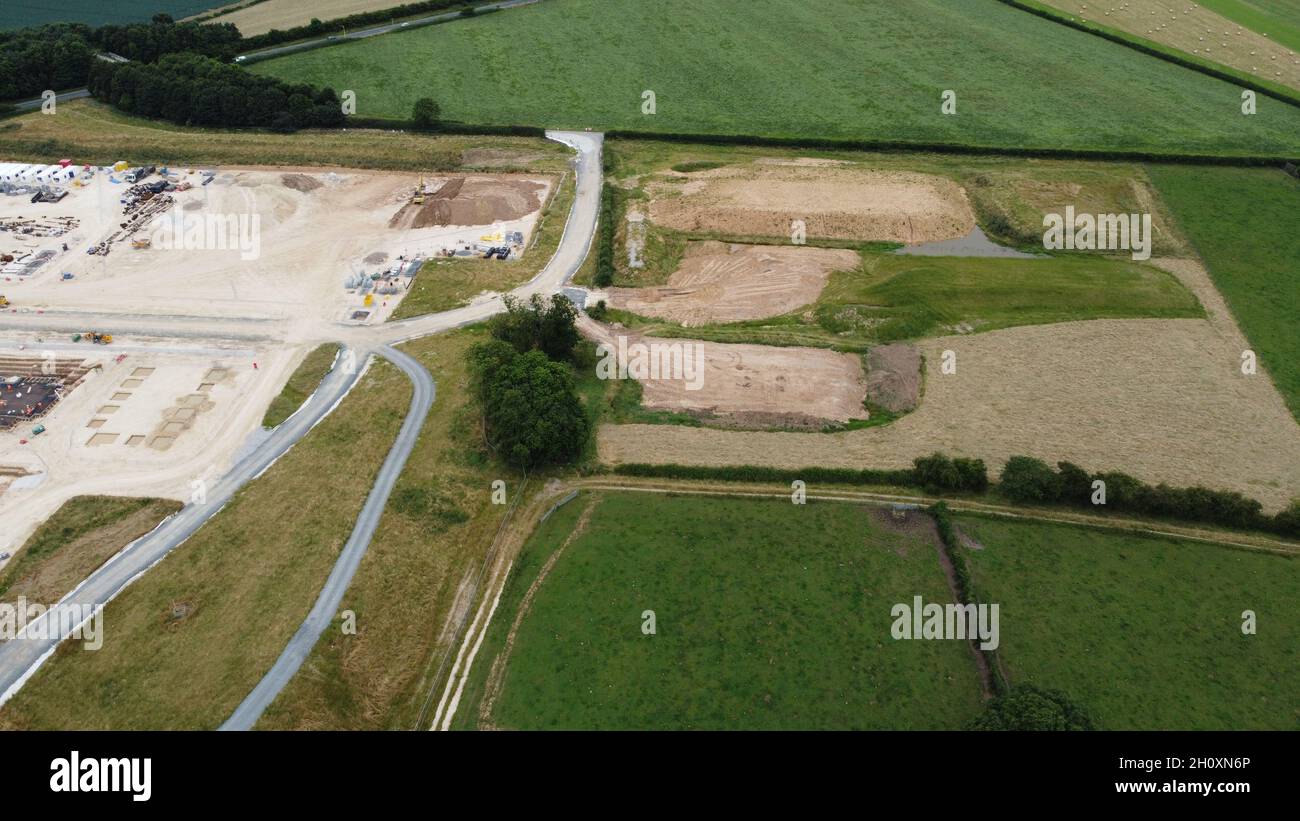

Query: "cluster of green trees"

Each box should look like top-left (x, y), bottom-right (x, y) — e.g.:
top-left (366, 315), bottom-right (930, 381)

top-left (0, 15), bottom-right (240, 101)
top-left (468, 295), bottom-right (590, 469)
top-left (912, 453), bottom-right (989, 493)
top-left (970, 685), bottom-right (1096, 730)
top-left (87, 53), bottom-right (346, 130)
top-left (998, 456), bottom-right (1300, 537)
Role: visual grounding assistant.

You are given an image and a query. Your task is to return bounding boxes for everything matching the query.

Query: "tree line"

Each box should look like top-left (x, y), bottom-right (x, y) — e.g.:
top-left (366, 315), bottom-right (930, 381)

top-left (88, 53), bottom-right (345, 130)
top-left (0, 15), bottom-right (240, 101)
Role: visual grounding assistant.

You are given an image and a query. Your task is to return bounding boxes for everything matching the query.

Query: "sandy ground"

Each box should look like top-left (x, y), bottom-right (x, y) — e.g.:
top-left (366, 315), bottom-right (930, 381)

top-left (201, 0), bottom-right (406, 35)
top-left (1047, 0), bottom-right (1300, 90)
top-left (2, 165), bottom-right (550, 330)
top-left (647, 163), bottom-right (976, 244)
top-left (581, 316), bottom-right (866, 427)
top-left (0, 334), bottom-right (303, 559)
top-left (606, 241), bottom-right (859, 325)
top-left (599, 307), bottom-right (1300, 511)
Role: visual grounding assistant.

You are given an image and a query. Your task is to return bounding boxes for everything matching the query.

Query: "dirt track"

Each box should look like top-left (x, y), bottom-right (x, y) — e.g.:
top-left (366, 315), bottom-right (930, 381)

top-left (647, 164), bottom-right (976, 244)
top-left (607, 241), bottom-right (858, 325)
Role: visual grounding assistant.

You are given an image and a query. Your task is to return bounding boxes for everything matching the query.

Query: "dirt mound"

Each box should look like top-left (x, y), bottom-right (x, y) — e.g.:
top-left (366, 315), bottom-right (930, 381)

top-left (281, 173), bottom-right (322, 192)
top-left (648, 164), bottom-right (975, 244)
top-left (608, 242), bottom-right (858, 326)
top-left (864, 343), bottom-right (921, 413)
top-left (388, 176), bottom-right (547, 230)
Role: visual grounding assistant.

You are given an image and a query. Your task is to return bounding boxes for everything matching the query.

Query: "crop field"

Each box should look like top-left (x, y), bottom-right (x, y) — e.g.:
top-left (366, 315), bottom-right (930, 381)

top-left (459, 492), bottom-right (985, 730)
top-left (1201, 0), bottom-right (1300, 51)
top-left (1146, 165), bottom-right (1300, 421)
top-left (2, 1), bottom-right (226, 30)
top-left (958, 514), bottom-right (1299, 729)
top-left (253, 0), bottom-right (1300, 156)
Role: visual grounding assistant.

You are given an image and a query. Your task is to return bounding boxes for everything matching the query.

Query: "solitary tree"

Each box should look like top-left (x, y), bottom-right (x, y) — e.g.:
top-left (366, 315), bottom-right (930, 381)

top-left (411, 97), bottom-right (441, 130)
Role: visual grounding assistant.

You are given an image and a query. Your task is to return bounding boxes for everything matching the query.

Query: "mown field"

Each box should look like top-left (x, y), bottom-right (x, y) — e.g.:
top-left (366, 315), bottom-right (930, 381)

top-left (0, 99), bottom-right (569, 174)
top-left (254, 0), bottom-right (1300, 156)
top-left (3, 1), bottom-right (226, 30)
top-left (460, 492), bottom-right (985, 730)
top-left (1200, 0), bottom-right (1300, 52)
top-left (0, 358), bottom-right (412, 730)
top-left (1147, 165), bottom-right (1300, 421)
top-left (959, 515), bottom-right (1299, 729)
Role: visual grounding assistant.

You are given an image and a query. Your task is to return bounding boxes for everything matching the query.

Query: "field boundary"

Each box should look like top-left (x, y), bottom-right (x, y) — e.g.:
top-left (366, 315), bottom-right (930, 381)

top-left (995, 0), bottom-right (1300, 110)
top-left (577, 476), bottom-right (1300, 556)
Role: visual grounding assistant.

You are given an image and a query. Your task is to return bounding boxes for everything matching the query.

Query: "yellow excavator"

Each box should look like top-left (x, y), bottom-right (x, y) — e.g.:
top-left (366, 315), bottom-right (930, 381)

top-left (412, 176), bottom-right (425, 205)
top-left (0, 295), bottom-right (8, 308)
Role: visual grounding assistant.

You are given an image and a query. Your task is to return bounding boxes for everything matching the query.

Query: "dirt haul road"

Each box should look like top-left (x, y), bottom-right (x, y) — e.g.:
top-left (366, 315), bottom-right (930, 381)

top-left (0, 131), bottom-right (603, 720)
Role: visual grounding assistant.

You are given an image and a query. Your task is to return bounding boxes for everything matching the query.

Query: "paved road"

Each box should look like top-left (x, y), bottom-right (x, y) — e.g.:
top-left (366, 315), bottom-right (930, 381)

top-left (0, 346), bottom-right (366, 707)
top-left (221, 345), bottom-right (434, 730)
top-left (0, 129), bottom-right (601, 722)
top-left (10, 89), bottom-right (90, 112)
top-left (238, 0), bottom-right (542, 64)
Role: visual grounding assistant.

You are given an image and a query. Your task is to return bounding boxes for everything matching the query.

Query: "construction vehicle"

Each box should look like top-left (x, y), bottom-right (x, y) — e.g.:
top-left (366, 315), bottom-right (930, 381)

top-left (131, 238), bottom-right (151, 250)
top-left (0, 295), bottom-right (8, 308)
top-left (412, 176), bottom-right (425, 205)
top-left (84, 331), bottom-right (112, 345)
top-left (31, 424), bottom-right (45, 436)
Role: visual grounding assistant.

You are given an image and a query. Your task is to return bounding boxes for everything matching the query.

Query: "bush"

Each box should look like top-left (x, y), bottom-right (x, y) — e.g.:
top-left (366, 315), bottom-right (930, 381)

top-left (411, 97), bottom-right (440, 130)
top-left (969, 685), bottom-right (1096, 731)
top-left (586, 299), bottom-right (608, 321)
top-left (998, 456), bottom-right (1061, 504)
top-left (593, 185), bottom-right (617, 287)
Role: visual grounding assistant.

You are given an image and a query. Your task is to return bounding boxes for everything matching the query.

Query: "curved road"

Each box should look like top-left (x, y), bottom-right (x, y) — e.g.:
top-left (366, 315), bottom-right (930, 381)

top-left (0, 130), bottom-right (602, 724)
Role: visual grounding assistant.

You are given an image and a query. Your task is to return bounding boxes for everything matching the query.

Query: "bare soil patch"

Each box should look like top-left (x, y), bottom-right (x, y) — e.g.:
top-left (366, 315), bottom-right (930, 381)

top-left (864, 343), bottom-right (922, 413)
top-left (388, 176), bottom-right (547, 230)
top-left (582, 317), bottom-right (867, 428)
top-left (599, 317), bottom-right (1300, 512)
top-left (607, 241), bottom-right (858, 325)
top-left (281, 173), bottom-right (322, 192)
top-left (647, 164), bottom-right (976, 244)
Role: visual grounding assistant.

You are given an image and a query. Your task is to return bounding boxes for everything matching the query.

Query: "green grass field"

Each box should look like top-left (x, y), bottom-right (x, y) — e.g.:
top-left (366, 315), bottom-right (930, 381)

top-left (254, 0), bottom-right (1300, 156)
top-left (1147, 165), bottom-right (1300, 421)
top-left (609, 250), bottom-right (1204, 352)
top-left (1200, 0), bottom-right (1300, 52)
top-left (261, 344), bottom-right (338, 428)
top-left (959, 515), bottom-right (1299, 729)
top-left (468, 492), bottom-right (985, 730)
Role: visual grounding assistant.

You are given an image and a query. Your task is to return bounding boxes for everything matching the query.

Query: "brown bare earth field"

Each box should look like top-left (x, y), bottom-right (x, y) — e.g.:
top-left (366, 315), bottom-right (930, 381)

top-left (1046, 0), bottom-right (1300, 90)
top-left (388, 175), bottom-right (549, 230)
top-left (647, 164), bottom-right (976, 244)
top-left (599, 312), bottom-right (1300, 512)
top-left (606, 241), bottom-right (859, 325)
top-left (581, 317), bottom-right (866, 427)
top-left (206, 0), bottom-right (408, 36)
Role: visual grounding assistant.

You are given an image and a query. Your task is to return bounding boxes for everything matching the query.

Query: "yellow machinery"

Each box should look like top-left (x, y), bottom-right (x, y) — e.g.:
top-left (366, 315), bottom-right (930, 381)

top-left (412, 176), bottom-right (425, 205)
top-left (0, 295), bottom-right (8, 307)
top-left (131, 238), bottom-right (151, 249)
